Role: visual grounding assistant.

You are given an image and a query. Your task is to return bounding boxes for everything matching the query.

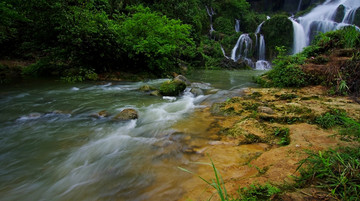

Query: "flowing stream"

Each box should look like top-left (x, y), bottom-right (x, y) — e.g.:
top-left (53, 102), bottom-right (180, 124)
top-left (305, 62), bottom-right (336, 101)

top-left (0, 70), bottom-right (264, 201)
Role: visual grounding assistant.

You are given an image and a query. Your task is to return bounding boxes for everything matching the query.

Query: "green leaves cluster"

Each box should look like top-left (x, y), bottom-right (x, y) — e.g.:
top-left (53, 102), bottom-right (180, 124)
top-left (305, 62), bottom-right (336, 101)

top-left (1, 1), bottom-right (197, 78)
top-left (296, 147), bottom-right (360, 200)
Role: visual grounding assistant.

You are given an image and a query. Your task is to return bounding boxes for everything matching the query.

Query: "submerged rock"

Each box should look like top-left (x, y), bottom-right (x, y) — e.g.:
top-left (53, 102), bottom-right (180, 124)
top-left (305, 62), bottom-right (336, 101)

top-left (138, 85), bottom-right (156, 92)
top-left (90, 110), bottom-right (110, 118)
top-left (150, 90), bottom-right (161, 96)
top-left (190, 88), bottom-right (204, 96)
top-left (113, 109), bottom-right (138, 121)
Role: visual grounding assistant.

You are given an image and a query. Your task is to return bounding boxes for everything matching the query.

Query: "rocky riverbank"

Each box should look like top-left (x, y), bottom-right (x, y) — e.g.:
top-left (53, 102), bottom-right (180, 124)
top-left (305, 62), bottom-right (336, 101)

top-left (179, 85), bottom-right (360, 200)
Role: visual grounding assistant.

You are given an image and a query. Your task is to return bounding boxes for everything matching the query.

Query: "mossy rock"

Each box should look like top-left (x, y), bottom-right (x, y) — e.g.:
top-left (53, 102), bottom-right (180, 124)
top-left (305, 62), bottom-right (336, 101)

top-left (260, 15), bottom-right (293, 59)
top-left (333, 4), bottom-right (345, 23)
top-left (354, 7), bottom-right (360, 27)
top-left (113, 109), bottom-right (138, 121)
top-left (159, 80), bottom-right (186, 96)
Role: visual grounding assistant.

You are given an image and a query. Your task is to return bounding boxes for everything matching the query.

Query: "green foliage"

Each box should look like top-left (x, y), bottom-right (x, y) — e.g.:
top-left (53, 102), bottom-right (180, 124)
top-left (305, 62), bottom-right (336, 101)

top-left (120, 5), bottom-right (196, 75)
top-left (213, 17), bottom-right (234, 35)
top-left (159, 80), bottom-right (186, 96)
top-left (61, 68), bottom-right (98, 83)
top-left (315, 109), bottom-right (346, 129)
top-left (338, 116), bottom-right (360, 142)
top-left (260, 15), bottom-right (293, 59)
top-left (274, 127), bottom-right (290, 146)
top-left (296, 147), bottom-right (360, 201)
top-left (265, 47), bottom-right (308, 88)
top-left (342, 26), bottom-right (360, 48)
top-left (238, 183), bottom-right (281, 201)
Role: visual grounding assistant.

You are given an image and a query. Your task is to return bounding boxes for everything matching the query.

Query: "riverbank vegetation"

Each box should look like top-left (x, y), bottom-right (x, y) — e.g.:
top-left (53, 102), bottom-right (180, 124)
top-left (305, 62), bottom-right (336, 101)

top-left (1, 0), bottom-right (323, 83)
top-left (256, 26), bottom-right (360, 98)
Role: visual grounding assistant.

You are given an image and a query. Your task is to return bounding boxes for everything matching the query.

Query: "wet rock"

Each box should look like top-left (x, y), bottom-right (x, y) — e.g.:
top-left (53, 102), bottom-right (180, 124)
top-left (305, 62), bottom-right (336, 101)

top-left (159, 80), bottom-right (186, 96)
top-left (174, 75), bottom-right (191, 86)
top-left (191, 82), bottom-right (212, 90)
top-left (90, 110), bottom-right (109, 118)
top-left (113, 109), bottom-right (138, 121)
top-left (190, 88), bottom-right (204, 96)
top-left (354, 7), bottom-right (360, 27)
top-left (258, 106), bottom-right (275, 114)
top-left (333, 4), bottom-right (345, 23)
top-left (138, 85), bottom-right (155, 92)
top-left (150, 90), bottom-right (161, 96)
top-left (204, 89), bottom-right (220, 95)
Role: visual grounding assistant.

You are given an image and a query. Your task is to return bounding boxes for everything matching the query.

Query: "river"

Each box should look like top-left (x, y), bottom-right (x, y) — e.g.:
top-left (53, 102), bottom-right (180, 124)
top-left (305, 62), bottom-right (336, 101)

top-left (0, 70), bottom-right (264, 201)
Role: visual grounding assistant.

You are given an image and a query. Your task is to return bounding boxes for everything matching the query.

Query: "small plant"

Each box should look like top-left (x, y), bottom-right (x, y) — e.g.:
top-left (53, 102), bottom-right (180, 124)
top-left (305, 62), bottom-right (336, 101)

top-left (296, 147), bottom-right (360, 200)
top-left (315, 109), bottom-right (346, 129)
top-left (178, 158), bottom-right (229, 201)
top-left (338, 116), bottom-right (360, 142)
top-left (274, 127), bottom-right (290, 146)
top-left (238, 183), bottom-right (281, 201)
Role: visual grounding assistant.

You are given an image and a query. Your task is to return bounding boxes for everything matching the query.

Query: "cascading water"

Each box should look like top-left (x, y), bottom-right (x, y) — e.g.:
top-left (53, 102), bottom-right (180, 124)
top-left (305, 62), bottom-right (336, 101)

top-left (255, 34), bottom-right (271, 70)
top-left (292, 0), bottom-right (360, 53)
top-left (290, 18), bottom-right (307, 54)
top-left (206, 6), bottom-right (216, 35)
top-left (235, 19), bottom-right (240, 32)
top-left (230, 34), bottom-right (254, 67)
top-left (297, 0), bottom-right (303, 12)
top-left (221, 45), bottom-right (230, 59)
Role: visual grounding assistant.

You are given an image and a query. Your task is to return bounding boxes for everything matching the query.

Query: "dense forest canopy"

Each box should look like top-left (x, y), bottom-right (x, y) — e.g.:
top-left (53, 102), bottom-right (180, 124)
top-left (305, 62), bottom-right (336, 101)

top-left (1, 0), bottom-right (356, 80)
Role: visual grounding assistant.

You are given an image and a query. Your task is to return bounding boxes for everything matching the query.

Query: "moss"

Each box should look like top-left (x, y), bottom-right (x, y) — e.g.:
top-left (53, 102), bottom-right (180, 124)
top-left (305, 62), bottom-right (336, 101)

top-left (354, 8), bottom-right (360, 27)
top-left (275, 93), bottom-right (298, 100)
top-left (260, 15), bottom-right (293, 59)
top-left (159, 80), bottom-right (186, 96)
top-left (333, 4), bottom-right (345, 23)
top-left (213, 16), bottom-right (234, 35)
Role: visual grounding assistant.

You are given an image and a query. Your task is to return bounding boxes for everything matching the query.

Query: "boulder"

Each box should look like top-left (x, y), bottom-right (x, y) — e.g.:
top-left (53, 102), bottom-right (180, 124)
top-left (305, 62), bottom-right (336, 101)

top-left (257, 106), bottom-right (275, 114)
top-left (173, 75), bottom-right (191, 86)
top-left (354, 7), bottom-right (360, 27)
top-left (159, 80), bottom-right (186, 96)
top-left (333, 4), bottom-right (345, 23)
top-left (113, 109), bottom-right (138, 121)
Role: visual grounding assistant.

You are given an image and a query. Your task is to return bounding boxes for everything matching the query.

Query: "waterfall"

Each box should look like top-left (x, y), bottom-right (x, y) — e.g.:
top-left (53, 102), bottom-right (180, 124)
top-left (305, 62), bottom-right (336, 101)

top-left (221, 45), bottom-right (230, 59)
top-left (258, 35), bottom-right (266, 60)
top-left (255, 34), bottom-right (271, 70)
top-left (206, 6), bottom-right (216, 35)
top-left (297, 0), bottom-right (303, 12)
top-left (296, 0), bottom-right (360, 48)
top-left (231, 34), bottom-right (252, 62)
top-left (235, 19), bottom-right (240, 32)
top-left (290, 18), bottom-right (307, 54)
top-left (255, 21), bottom-right (265, 34)
top-left (343, 8), bottom-right (357, 24)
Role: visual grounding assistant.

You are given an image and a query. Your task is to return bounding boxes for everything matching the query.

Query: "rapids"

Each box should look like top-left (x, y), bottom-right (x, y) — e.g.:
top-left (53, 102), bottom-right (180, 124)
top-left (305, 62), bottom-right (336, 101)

top-left (0, 70), bottom-right (263, 201)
